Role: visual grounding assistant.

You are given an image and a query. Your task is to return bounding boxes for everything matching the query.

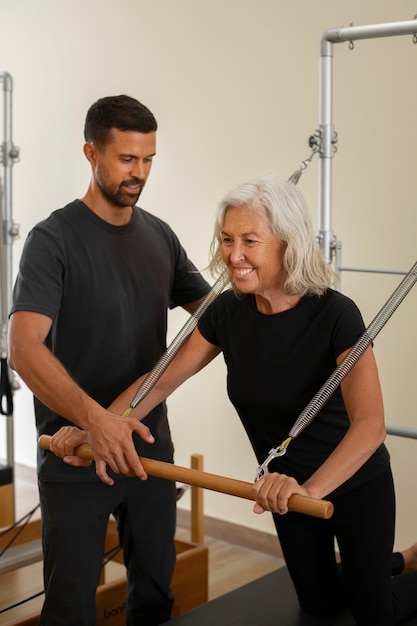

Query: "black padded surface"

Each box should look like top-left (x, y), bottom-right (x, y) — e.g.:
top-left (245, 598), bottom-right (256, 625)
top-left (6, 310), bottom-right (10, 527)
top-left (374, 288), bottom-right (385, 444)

top-left (163, 566), bottom-right (417, 625)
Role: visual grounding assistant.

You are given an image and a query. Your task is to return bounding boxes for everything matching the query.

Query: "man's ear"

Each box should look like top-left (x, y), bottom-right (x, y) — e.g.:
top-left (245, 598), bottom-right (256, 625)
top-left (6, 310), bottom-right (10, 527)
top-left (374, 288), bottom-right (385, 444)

top-left (83, 142), bottom-right (97, 166)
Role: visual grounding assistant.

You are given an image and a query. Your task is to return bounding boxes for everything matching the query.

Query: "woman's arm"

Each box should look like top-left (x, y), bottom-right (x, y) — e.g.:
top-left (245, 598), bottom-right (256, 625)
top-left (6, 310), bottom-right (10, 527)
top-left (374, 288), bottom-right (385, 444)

top-left (109, 328), bottom-right (222, 418)
top-left (252, 346), bottom-right (386, 513)
top-left (302, 345), bottom-right (386, 498)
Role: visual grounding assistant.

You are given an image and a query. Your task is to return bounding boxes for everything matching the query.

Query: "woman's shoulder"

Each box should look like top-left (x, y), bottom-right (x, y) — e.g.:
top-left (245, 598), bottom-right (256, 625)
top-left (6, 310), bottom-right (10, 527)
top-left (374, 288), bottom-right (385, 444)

top-left (212, 288), bottom-right (251, 310)
top-left (200, 287), bottom-right (246, 325)
top-left (303, 289), bottom-right (365, 339)
top-left (309, 288), bottom-right (361, 316)
top-left (326, 288), bottom-right (363, 318)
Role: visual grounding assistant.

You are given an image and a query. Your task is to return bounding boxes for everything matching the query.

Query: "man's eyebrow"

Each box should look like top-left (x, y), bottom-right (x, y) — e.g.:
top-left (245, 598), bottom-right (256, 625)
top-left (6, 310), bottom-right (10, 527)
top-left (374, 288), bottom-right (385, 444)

top-left (118, 152), bottom-right (157, 158)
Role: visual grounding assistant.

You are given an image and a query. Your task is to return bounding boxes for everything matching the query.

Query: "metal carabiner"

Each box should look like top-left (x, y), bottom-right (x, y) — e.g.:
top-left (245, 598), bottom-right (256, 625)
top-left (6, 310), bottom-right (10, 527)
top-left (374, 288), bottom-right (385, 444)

top-left (255, 437), bottom-right (292, 481)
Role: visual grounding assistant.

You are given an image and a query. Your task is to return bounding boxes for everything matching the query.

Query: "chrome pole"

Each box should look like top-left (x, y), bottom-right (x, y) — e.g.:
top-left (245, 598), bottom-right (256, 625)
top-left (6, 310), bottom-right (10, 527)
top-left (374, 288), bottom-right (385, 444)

top-left (0, 71), bottom-right (19, 481)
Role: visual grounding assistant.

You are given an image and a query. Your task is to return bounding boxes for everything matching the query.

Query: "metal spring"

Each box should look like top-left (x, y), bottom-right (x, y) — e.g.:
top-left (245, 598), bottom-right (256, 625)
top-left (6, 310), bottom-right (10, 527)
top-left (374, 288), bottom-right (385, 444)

top-left (289, 261), bottom-right (417, 439)
top-left (130, 271), bottom-right (229, 409)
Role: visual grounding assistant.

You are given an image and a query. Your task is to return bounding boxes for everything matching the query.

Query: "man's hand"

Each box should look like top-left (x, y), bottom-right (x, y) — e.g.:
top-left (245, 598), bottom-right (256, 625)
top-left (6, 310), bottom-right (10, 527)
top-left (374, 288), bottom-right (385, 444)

top-left (86, 411), bottom-right (155, 485)
top-left (48, 414), bottom-right (155, 486)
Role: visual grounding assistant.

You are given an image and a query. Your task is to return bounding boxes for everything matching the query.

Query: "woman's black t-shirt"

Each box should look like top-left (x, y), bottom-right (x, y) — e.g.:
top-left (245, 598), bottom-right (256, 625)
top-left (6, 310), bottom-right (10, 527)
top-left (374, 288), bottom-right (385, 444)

top-left (198, 289), bottom-right (390, 497)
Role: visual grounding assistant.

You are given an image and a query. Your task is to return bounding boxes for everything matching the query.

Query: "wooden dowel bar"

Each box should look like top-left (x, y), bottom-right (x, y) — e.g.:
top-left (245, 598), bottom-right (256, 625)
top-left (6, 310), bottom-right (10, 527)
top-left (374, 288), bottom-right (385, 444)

top-left (38, 435), bottom-right (333, 520)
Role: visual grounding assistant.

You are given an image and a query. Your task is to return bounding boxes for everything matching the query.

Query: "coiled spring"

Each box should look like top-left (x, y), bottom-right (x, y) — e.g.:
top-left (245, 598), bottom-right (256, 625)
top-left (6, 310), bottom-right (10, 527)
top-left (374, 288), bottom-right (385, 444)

top-left (289, 261), bottom-right (417, 439)
top-left (129, 271), bottom-right (229, 409)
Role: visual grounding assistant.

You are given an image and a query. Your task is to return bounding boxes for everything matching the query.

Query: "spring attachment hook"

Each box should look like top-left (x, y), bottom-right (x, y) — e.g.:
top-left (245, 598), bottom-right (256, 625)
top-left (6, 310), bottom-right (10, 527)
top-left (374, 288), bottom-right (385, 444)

top-left (255, 437), bottom-right (292, 481)
top-left (288, 146), bottom-right (318, 186)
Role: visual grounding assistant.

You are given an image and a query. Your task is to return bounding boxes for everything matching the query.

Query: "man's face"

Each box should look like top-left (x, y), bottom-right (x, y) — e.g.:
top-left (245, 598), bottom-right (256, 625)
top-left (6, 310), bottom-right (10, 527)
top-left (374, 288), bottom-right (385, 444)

top-left (94, 129), bottom-right (156, 208)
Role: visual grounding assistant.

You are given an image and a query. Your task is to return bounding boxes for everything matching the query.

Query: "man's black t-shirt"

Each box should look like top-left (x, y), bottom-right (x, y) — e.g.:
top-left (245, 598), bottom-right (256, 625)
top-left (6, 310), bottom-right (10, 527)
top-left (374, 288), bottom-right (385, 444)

top-left (11, 199), bottom-right (210, 481)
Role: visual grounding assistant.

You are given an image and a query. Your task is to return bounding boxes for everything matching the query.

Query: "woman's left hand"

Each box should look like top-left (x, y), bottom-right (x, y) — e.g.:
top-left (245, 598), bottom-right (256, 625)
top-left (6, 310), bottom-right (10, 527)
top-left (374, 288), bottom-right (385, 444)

top-left (251, 472), bottom-right (312, 515)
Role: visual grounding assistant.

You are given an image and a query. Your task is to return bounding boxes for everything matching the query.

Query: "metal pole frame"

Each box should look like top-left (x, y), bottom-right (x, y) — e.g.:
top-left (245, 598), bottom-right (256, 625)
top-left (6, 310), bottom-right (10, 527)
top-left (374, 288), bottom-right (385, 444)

top-left (316, 18), bottom-right (417, 262)
top-left (314, 18), bottom-right (417, 448)
top-left (0, 71), bottom-right (19, 473)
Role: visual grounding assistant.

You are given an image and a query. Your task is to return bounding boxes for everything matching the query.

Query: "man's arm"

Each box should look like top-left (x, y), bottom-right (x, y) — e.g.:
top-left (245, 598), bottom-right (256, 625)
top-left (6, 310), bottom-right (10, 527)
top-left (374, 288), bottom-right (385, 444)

top-left (49, 326), bottom-right (221, 467)
top-left (8, 310), bottom-right (155, 485)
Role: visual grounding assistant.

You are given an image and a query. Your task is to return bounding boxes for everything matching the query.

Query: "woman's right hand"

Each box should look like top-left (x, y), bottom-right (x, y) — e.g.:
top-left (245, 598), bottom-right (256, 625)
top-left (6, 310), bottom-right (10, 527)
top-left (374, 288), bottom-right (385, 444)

top-left (252, 471), bottom-right (311, 515)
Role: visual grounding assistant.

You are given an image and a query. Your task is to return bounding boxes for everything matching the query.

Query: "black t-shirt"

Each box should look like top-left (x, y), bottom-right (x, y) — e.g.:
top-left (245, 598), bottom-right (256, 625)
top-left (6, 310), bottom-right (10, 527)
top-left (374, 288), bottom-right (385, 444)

top-left (11, 199), bottom-right (210, 481)
top-left (198, 289), bottom-right (390, 497)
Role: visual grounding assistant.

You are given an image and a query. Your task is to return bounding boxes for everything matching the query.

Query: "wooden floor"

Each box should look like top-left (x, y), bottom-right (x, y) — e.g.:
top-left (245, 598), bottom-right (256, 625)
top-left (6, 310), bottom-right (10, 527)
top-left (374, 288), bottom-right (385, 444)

top-left (0, 464), bottom-right (284, 624)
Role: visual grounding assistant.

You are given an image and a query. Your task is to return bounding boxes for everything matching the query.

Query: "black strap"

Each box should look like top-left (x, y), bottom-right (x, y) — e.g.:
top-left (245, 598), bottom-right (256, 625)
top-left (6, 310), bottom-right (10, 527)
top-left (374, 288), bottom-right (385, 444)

top-left (0, 357), bottom-right (13, 416)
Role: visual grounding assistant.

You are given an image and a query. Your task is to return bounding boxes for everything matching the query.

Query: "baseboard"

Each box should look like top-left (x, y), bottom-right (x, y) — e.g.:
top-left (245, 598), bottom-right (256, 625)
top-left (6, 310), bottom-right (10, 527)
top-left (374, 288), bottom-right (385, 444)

top-left (176, 507), bottom-right (282, 558)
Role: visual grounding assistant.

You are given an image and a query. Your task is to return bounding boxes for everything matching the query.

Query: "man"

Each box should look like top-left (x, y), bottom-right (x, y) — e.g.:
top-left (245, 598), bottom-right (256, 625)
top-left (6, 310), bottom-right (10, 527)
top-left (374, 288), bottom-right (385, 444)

top-left (8, 95), bottom-right (210, 626)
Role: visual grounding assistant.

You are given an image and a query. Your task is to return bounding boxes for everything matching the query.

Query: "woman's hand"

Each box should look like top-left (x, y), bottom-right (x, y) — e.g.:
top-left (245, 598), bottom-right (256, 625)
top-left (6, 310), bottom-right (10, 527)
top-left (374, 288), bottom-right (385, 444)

top-left (251, 472), bottom-right (312, 515)
top-left (49, 426), bottom-right (91, 467)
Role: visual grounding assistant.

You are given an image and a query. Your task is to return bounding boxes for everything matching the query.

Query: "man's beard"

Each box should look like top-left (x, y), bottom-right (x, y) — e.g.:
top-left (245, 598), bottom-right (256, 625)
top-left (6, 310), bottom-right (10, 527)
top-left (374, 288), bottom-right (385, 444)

top-left (96, 166), bottom-right (145, 208)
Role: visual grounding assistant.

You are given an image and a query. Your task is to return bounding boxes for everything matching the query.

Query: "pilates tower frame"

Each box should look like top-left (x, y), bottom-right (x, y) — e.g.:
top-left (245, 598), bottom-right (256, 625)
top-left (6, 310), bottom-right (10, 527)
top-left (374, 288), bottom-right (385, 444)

top-left (314, 18), bottom-right (417, 264)
top-left (311, 18), bottom-right (417, 442)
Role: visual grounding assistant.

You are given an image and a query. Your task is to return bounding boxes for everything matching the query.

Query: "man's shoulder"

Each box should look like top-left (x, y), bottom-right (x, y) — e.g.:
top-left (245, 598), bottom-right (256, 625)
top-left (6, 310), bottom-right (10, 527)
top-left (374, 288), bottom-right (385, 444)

top-left (34, 199), bottom-right (82, 229)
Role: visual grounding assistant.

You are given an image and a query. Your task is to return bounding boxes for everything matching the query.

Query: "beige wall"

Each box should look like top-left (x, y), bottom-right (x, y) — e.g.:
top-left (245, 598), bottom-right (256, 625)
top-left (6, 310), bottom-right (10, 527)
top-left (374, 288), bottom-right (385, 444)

top-left (1, 1), bottom-right (416, 548)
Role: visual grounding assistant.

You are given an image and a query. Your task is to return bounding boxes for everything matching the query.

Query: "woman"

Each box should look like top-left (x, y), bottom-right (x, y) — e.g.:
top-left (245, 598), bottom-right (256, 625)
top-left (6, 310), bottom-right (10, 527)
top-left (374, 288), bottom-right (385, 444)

top-left (52, 176), bottom-right (417, 625)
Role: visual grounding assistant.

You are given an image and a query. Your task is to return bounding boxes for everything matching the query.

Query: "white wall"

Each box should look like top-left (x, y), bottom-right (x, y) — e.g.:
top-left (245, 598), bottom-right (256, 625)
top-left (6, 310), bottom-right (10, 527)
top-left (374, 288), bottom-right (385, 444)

top-left (1, 1), bottom-right (416, 548)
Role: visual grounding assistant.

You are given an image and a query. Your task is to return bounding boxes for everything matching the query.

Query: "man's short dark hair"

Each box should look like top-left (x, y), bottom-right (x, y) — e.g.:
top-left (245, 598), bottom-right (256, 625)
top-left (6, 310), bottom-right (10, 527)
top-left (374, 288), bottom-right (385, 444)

top-left (84, 95), bottom-right (158, 150)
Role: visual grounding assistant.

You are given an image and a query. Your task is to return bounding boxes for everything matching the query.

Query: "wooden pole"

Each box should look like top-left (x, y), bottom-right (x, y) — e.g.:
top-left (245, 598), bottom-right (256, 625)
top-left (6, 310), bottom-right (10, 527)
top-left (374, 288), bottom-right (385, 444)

top-left (38, 435), bottom-right (333, 520)
top-left (190, 453), bottom-right (204, 544)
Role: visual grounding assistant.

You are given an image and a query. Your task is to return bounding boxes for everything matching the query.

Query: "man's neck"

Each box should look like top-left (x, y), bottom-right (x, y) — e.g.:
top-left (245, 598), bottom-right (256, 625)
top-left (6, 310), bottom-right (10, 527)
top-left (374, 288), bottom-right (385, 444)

top-left (81, 189), bottom-right (133, 226)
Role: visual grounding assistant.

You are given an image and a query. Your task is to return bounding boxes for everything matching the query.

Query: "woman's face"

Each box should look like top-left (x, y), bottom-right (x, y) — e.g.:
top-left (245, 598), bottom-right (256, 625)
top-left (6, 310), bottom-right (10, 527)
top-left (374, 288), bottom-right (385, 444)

top-left (220, 204), bottom-right (286, 298)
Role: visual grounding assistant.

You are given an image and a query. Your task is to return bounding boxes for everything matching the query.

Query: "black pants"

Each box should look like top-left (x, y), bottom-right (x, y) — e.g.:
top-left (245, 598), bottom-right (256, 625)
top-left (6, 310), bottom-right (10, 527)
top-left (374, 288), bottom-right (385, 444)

top-left (273, 467), bottom-right (417, 626)
top-left (38, 474), bottom-right (177, 626)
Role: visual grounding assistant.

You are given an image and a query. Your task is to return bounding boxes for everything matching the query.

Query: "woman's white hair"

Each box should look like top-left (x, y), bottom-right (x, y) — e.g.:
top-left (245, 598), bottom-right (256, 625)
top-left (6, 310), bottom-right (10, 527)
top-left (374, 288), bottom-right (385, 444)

top-left (209, 176), bottom-right (338, 296)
